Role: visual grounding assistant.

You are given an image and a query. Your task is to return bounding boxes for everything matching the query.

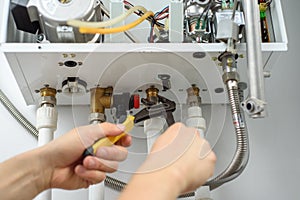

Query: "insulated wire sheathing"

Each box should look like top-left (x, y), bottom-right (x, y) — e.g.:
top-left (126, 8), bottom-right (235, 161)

top-left (98, 3), bottom-right (139, 43)
top-left (67, 6), bottom-right (148, 28)
top-left (79, 11), bottom-right (154, 34)
top-left (0, 89), bottom-right (38, 138)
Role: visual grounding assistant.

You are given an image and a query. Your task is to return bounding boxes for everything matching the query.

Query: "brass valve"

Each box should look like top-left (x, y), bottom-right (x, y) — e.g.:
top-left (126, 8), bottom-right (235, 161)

top-left (39, 86), bottom-right (57, 98)
top-left (90, 86), bottom-right (113, 114)
top-left (38, 85), bottom-right (57, 106)
top-left (186, 85), bottom-right (201, 107)
top-left (145, 86), bottom-right (159, 105)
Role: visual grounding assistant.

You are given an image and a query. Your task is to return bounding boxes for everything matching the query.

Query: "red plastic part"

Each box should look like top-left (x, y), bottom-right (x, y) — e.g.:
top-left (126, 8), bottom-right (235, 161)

top-left (133, 94), bottom-right (140, 109)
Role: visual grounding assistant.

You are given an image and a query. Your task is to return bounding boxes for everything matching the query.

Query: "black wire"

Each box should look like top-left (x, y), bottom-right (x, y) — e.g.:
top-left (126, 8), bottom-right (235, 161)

top-left (197, 1), bottom-right (212, 23)
top-left (123, 1), bottom-right (165, 28)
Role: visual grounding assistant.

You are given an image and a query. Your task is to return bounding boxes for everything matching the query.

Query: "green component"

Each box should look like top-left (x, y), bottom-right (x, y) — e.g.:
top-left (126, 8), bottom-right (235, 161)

top-left (195, 18), bottom-right (201, 30)
top-left (201, 19), bottom-right (206, 30)
top-left (195, 18), bottom-right (206, 31)
top-left (222, 0), bottom-right (227, 9)
top-left (260, 11), bottom-right (266, 18)
top-left (229, 0), bottom-right (234, 8)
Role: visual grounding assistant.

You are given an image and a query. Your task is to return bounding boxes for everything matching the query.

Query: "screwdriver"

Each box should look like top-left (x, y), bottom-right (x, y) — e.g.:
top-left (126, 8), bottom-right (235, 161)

top-left (83, 115), bottom-right (135, 157)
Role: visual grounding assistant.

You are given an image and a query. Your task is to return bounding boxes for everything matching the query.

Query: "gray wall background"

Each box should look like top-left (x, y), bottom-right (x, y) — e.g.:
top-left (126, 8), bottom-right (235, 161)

top-left (0, 0), bottom-right (299, 199)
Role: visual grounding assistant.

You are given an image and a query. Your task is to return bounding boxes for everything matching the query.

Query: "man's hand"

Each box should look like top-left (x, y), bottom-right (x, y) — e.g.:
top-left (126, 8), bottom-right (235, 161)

top-left (40, 122), bottom-right (131, 190)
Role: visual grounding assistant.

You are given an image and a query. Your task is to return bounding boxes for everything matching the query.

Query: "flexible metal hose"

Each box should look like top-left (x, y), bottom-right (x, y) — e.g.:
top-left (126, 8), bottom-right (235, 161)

top-left (105, 176), bottom-right (126, 192)
top-left (0, 89), bottom-right (38, 138)
top-left (205, 80), bottom-right (249, 190)
top-left (105, 176), bottom-right (195, 198)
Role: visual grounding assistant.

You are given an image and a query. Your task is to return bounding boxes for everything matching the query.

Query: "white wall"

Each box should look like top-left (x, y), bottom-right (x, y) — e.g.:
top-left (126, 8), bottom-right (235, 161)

top-left (1, 0), bottom-right (300, 199)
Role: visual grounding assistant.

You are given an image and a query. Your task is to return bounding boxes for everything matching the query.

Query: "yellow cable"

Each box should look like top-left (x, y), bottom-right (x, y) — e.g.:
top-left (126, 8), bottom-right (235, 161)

top-left (79, 11), bottom-right (154, 34)
top-left (67, 6), bottom-right (148, 28)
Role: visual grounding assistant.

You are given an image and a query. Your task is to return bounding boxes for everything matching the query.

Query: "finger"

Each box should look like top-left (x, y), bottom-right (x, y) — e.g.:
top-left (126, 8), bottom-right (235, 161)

top-left (115, 134), bottom-right (132, 147)
top-left (139, 124), bottom-right (198, 173)
top-left (75, 165), bottom-right (106, 185)
top-left (83, 156), bottom-right (119, 173)
top-left (96, 145), bottom-right (128, 161)
top-left (75, 122), bottom-right (126, 148)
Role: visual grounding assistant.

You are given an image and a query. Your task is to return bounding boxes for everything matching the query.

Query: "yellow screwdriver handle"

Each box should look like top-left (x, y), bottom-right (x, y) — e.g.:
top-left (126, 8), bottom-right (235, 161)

top-left (83, 115), bottom-right (135, 157)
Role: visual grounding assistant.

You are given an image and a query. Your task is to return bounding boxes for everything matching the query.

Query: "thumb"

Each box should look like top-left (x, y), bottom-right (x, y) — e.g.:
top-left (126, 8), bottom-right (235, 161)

top-left (75, 122), bottom-right (125, 148)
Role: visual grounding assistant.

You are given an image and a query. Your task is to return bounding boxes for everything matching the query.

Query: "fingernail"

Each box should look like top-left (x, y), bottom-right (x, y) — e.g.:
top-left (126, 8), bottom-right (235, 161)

top-left (88, 159), bottom-right (96, 168)
top-left (117, 124), bottom-right (125, 131)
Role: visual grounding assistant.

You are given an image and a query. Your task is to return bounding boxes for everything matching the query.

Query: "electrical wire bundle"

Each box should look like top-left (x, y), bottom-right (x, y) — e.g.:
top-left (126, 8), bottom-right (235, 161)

top-left (149, 6), bottom-right (169, 43)
top-left (67, 3), bottom-right (154, 34)
top-left (67, 0), bottom-right (172, 43)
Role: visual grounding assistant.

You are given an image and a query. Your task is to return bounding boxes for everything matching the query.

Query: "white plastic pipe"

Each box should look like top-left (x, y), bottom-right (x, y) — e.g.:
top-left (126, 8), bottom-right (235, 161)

top-left (144, 117), bottom-right (166, 153)
top-left (186, 106), bottom-right (211, 199)
top-left (186, 106), bottom-right (206, 138)
top-left (89, 182), bottom-right (105, 200)
top-left (34, 105), bottom-right (57, 200)
top-left (38, 128), bottom-right (54, 146)
top-left (89, 120), bottom-right (105, 200)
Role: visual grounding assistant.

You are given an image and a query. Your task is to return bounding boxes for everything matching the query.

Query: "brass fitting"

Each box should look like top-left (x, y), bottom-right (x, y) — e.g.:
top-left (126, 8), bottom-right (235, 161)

top-left (90, 86), bottom-right (113, 114)
top-left (186, 85), bottom-right (201, 106)
top-left (146, 86), bottom-right (159, 104)
top-left (40, 86), bottom-right (57, 97)
top-left (39, 85), bottom-right (57, 106)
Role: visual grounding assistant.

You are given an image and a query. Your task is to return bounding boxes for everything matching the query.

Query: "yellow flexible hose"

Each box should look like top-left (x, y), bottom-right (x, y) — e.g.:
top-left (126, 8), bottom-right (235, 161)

top-left (79, 11), bottom-right (154, 34)
top-left (67, 6), bottom-right (148, 28)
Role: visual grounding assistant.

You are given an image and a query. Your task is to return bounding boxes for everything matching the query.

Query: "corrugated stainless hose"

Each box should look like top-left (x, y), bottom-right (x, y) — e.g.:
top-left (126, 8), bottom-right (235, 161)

top-left (105, 176), bottom-right (195, 198)
top-left (206, 79), bottom-right (249, 190)
top-left (0, 89), bottom-right (38, 138)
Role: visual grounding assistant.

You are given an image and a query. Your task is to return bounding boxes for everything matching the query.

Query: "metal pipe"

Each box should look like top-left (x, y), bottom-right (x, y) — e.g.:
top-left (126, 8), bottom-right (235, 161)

top-left (205, 53), bottom-right (249, 189)
top-left (0, 89), bottom-right (38, 138)
top-left (104, 176), bottom-right (195, 198)
top-left (241, 0), bottom-right (266, 118)
top-left (205, 79), bottom-right (249, 190)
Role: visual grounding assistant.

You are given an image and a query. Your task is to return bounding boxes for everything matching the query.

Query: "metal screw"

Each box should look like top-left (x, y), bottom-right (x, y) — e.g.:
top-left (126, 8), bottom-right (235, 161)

top-left (212, 57), bottom-right (218, 61)
top-left (227, 57), bottom-right (233, 66)
top-left (78, 62), bottom-right (83, 66)
top-left (58, 62), bottom-right (64, 66)
top-left (62, 54), bottom-right (68, 58)
top-left (70, 54), bottom-right (76, 58)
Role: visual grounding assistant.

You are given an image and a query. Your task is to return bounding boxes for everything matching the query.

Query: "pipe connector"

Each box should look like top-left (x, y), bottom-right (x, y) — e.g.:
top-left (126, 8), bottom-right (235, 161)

top-left (89, 112), bottom-right (106, 124)
top-left (36, 85), bottom-right (57, 129)
top-left (186, 85), bottom-right (201, 107)
top-left (222, 71), bottom-right (240, 83)
top-left (36, 105), bottom-right (58, 131)
top-left (90, 86), bottom-right (113, 114)
top-left (241, 97), bottom-right (266, 117)
top-left (38, 85), bottom-right (57, 106)
top-left (89, 86), bottom-right (113, 124)
top-left (146, 86), bottom-right (159, 105)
